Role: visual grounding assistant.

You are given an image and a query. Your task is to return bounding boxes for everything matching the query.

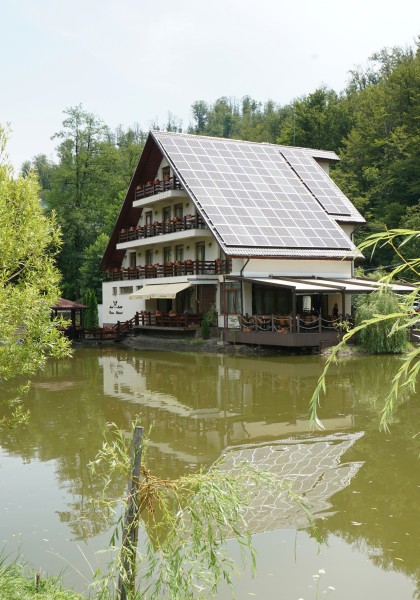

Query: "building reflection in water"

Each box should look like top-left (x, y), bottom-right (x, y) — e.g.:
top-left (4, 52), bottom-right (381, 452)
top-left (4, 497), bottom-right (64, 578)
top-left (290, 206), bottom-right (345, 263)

top-left (215, 432), bottom-right (364, 532)
top-left (100, 351), bottom-right (362, 528)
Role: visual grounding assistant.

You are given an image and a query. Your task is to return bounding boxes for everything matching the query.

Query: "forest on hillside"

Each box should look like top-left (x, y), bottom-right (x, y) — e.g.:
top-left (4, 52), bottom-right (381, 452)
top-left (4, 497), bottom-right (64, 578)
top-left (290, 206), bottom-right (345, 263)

top-left (23, 40), bottom-right (420, 301)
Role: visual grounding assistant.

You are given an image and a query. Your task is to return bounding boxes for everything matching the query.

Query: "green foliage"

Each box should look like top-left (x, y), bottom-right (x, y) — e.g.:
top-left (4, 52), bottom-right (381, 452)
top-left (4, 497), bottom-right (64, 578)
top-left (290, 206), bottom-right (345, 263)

top-left (333, 41), bottom-right (420, 265)
top-left (83, 289), bottom-right (99, 329)
top-left (200, 305), bottom-right (217, 340)
top-left (310, 227), bottom-right (420, 431)
top-left (79, 232), bottom-right (109, 301)
top-left (0, 557), bottom-right (83, 599)
top-left (0, 126), bottom-right (71, 386)
top-left (277, 86), bottom-right (352, 151)
top-left (25, 106), bottom-right (146, 299)
top-left (355, 290), bottom-right (409, 353)
top-left (89, 423), bottom-right (313, 599)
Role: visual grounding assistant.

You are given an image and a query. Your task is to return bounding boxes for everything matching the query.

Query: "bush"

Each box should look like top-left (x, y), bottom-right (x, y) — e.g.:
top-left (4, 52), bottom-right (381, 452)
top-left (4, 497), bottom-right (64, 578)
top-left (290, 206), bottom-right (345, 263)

top-left (200, 305), bottom-right (218, 339)
top-left (356, 290), bottom-right (409, 354)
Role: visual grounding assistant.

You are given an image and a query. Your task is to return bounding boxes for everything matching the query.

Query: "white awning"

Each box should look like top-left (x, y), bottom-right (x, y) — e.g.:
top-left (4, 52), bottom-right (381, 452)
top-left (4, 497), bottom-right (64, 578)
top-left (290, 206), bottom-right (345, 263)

top-left (247, 277), bottom-right (342, 293)
top-left (129, 282), bottom-right (192, 300)
top-left (235, 277), bottom-right (416, 294)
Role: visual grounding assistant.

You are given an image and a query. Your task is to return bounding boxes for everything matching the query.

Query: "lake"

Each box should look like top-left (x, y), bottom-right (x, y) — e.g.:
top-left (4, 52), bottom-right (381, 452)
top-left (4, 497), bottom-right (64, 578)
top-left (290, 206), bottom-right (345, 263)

top-left (0, 348), bottom-right (419, 599)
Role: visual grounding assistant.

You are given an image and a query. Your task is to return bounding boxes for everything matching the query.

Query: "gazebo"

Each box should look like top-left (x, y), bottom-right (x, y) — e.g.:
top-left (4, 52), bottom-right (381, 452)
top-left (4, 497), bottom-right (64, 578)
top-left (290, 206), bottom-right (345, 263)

top-left (51, 298), bottom-right (87, 339)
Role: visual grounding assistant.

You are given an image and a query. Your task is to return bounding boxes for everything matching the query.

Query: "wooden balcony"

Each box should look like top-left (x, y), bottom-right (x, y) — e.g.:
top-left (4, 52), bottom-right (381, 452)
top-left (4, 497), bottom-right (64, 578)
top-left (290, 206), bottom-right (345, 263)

top-left (104, 259), bottom-right (232, 281)
top-left (119, 214), bottom-right (206, 243)
top-left (134, 176), bottom-right (182, 201)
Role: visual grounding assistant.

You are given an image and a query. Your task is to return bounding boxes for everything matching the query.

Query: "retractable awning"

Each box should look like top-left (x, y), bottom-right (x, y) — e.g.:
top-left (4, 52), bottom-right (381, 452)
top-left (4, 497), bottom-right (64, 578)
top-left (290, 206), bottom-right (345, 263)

top-left (129, 282), bottom-right (192, 300)
top-left (232, 276), bottom-right (416, 294)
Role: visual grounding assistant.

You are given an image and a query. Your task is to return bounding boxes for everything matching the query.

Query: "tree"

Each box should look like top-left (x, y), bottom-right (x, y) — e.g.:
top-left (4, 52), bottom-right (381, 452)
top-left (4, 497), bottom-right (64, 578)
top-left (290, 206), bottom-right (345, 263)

top-left (333, 41), bottom-right (420, 267)
top-left (355, 289), bottom-right (409, 354)
top-left (79, 232), bottom-right (110, 301)
top-left (310, 228), bottom-right (420, 431)
top-left (83, 289), bottom-right (99, 328)
top-left (277, 87), bottom-right (352, 151)
top-left (90, 423), bottom-right (313, 599)
top-left (0, 126), bottom-right (71, 386)
top-left (35, 106), bottom-right (145, 299)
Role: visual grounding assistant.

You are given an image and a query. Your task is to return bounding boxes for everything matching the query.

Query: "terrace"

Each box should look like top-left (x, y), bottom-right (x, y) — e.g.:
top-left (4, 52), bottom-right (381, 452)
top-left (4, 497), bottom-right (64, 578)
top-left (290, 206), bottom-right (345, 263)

top-left (224, 313), bottom-right (349, 349)
top-left (104, 258), bottom-right (232, 281)
top-left (119, 214), bottom-right (206, 243)
top-left (134, 175), bottom-right (183, 201)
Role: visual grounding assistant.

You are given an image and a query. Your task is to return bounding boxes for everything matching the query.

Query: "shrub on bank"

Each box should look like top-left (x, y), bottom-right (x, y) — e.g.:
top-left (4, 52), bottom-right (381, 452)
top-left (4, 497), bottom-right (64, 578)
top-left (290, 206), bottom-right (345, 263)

top-left (0, 561), bottom-right (83, 600)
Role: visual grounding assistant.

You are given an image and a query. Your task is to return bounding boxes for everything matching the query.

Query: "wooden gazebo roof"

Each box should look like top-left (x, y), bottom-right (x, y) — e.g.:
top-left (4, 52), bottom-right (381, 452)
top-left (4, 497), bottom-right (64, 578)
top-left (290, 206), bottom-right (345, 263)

top-left (51, 298), bottom-right (87, 310)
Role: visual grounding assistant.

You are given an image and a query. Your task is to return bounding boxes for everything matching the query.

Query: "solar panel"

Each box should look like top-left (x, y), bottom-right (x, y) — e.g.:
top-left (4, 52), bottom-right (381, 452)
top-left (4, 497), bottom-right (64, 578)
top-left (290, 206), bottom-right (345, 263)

top-left (280, 147), bottom-right (362, 220)
top-left (152, 132), bottom-right (358, 253)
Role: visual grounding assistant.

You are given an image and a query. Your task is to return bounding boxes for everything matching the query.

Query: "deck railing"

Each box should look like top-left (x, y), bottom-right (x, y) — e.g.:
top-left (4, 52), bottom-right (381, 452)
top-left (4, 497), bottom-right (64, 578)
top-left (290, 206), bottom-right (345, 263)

top-left (132, 311), bottom-right (202, 329)
top-left (236, 314), bottom-right (350, 334)
top-left (104, 259), bottom-right (232, 281)
top-left (134, 176), bottom-right (183, 201)
top-left (119, 214), bottom-right (206, 243)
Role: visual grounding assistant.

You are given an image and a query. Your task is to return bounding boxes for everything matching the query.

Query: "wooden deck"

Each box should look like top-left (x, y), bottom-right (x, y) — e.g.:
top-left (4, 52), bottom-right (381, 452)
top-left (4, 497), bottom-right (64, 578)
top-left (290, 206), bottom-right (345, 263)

top-left (225, 329), bottom-right (342, 349)
top-left (225, 313), bottom-right (347, 349)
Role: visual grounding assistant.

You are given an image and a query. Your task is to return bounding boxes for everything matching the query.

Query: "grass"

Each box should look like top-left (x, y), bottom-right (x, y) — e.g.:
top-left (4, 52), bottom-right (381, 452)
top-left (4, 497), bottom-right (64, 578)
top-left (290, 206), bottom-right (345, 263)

top-left (0, 559), bottom-right (84, 600)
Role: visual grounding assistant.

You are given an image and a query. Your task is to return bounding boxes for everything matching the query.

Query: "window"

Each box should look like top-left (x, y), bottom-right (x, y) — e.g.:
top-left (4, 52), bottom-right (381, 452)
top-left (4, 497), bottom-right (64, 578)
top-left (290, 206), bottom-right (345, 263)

top-left (175, 245), bottom-right (184, 262)
top-left (112, 287), bottom-right (117, 296)
top-left (196, 241), bottom-right (205, 262)
top-left (129, 252), bottom-right (136, 267)
top-left (163, 206), bottom-right (171, 221)
top-left (162, 166), bottom-right (170, 180)
top-left (174, 203), bottom-right (183, 218)
top-left (119, 286), bottom-right (133, 294)
top-left (145, 249), bottom-right (154, 265)
top-left (163, 246), bottom-right (172, 264)
top-left (223, 282), bottom-right (242, 314)
top-left (145, 211), bottom-right (153, 225)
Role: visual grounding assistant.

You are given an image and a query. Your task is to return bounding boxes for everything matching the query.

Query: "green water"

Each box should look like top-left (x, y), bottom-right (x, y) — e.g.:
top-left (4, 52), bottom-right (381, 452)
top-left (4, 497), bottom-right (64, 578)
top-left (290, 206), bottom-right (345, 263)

top-left (0, 348), bottom-right (419, 599)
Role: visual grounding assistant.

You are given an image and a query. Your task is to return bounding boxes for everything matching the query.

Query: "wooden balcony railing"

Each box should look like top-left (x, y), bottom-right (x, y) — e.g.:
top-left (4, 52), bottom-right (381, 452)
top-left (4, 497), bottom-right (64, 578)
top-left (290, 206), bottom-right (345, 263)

top-left (119, 214), bottom-right (206, 243)
top-left (134, 176), bottom-right (183, 201)
top-left (104, 259), bottom-right (232, 281)
top-left (133, 311), bottom-right (202, 329)
top-left (236, 314), bottom-right (351, 334)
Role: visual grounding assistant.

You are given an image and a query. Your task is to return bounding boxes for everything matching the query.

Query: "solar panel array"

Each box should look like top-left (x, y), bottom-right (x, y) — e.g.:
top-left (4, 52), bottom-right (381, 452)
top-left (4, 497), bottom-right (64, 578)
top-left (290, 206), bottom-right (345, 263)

top-left (152, 132), bottom-right (356, 253)
top-left (280, 147), bottom-right (364, 221)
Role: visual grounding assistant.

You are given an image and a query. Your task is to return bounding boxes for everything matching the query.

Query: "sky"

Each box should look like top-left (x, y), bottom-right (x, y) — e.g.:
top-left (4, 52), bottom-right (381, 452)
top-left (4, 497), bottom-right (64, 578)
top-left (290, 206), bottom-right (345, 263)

top-left (1, 0), bottom-right (419, 171)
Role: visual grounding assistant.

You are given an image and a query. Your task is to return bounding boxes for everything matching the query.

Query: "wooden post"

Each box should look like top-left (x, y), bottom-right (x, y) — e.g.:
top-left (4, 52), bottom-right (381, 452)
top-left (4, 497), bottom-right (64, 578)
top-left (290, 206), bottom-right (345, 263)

top-left (292, 292), bottom-right (297, 333)
top-left (117, 426), bottom-right (144, 600)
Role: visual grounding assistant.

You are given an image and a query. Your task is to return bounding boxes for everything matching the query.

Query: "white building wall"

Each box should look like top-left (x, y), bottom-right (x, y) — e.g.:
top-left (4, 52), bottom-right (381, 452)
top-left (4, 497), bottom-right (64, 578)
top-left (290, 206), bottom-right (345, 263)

top-left (237, 258), bottom-right (353, 279)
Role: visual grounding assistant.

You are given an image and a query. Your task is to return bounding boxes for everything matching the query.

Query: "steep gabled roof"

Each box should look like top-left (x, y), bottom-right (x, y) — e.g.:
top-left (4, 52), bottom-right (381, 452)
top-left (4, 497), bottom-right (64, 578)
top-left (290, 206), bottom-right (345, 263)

top-left (102, 132), bottom-right (364, 269)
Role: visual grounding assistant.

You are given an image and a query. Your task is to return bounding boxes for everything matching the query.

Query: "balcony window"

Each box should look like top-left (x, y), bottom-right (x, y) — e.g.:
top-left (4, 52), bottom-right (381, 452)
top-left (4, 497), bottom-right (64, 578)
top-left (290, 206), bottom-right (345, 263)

top-left (162, 166), bottom-right (170, 180)
top-left (145, 249), bottom-right (154, 265)
top-left (174, 203), bottom-right (183, 218)
top-left (145, 211), bottom-right (153, 225)
top-left (164, 246), bottom-right (172, 264)
top-left (129, 252), bottom-right (136, 267)
top-left (196, 241), bottom-right (205, 262)
top-left (175, 245), bottom-right (184, 262)
top-left (163, 206), bottom-right (171, 221)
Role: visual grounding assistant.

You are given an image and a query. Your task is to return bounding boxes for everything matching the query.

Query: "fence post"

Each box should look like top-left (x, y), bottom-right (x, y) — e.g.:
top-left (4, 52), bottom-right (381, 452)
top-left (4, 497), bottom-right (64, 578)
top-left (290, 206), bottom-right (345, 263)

top-left (117, 425), bottom-right (144, 600)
